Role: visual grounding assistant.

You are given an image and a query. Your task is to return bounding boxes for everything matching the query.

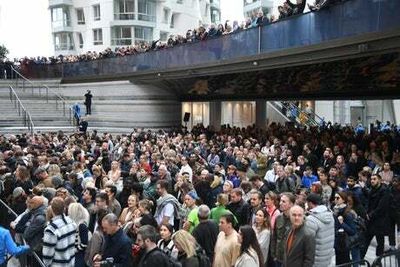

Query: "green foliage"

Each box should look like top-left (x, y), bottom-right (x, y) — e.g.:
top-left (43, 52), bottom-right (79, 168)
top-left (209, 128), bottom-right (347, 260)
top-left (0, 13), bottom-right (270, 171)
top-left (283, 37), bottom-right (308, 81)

top-left (0, 44), bottom-right (9, 60)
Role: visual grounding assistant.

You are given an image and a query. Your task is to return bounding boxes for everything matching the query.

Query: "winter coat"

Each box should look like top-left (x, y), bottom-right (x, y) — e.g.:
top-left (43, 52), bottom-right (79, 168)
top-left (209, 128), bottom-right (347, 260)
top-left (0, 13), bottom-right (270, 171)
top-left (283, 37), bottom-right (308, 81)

top-left (366, 184), bottom-right (391, 235)
top-left (305, 205), bottom-right (335, 267)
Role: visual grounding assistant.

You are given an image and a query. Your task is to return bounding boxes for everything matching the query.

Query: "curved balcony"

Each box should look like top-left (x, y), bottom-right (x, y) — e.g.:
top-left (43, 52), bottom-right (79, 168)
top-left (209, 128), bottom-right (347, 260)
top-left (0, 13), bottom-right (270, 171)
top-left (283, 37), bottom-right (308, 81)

top-left (24, 0), bottom-right (400, 82)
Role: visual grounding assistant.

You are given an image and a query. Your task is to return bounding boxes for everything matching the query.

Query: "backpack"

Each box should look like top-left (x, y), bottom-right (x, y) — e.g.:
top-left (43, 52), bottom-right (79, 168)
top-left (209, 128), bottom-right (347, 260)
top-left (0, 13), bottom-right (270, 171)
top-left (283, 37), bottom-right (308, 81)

top-left (195, 248), bottom-right (211, 267)
top-left (348, 215), bottom-right (366, 248)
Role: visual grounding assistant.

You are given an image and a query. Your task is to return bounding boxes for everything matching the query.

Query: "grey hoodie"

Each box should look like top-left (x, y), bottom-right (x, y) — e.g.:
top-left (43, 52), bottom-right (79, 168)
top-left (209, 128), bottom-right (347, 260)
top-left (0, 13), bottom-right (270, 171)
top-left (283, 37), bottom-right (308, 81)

top-left (305, 205), bottom-right (335, 267)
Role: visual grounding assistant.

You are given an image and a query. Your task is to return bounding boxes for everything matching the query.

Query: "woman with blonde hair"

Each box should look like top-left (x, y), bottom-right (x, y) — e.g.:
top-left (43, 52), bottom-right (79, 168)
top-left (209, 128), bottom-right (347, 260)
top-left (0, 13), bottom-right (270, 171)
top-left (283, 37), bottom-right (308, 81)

top-left (119, 194), bottom-right (139, 226)
top-left (92, 165), bottom-right (108, 189)
top-left (68, 203), bottom-right (90, 267)
top-left (172, 230), bottom-right (199, 267)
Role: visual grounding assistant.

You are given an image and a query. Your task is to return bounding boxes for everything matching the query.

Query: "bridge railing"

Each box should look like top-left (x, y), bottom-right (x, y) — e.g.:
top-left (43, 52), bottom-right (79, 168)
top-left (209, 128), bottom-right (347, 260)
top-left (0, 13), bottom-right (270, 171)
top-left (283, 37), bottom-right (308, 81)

top-left (20, 0), bottom-right (400, 80)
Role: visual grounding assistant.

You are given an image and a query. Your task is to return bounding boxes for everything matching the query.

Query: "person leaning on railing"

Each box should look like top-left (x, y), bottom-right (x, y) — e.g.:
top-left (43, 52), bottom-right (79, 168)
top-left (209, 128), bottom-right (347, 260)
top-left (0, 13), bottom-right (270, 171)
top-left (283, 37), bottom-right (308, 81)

top-left (0, 225), bottom-right (30, 267)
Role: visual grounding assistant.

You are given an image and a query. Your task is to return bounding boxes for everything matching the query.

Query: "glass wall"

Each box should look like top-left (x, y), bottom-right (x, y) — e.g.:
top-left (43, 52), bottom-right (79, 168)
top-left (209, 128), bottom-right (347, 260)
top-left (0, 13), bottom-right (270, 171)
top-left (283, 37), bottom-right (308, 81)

top-left (181, 102), bottom-right (210, 129)
top-left (54, 32), bottom-right (74, 51)
top-left (51, 6), bottom-right (71, 28)
top-left (222, 101), bottom-right (256, 128)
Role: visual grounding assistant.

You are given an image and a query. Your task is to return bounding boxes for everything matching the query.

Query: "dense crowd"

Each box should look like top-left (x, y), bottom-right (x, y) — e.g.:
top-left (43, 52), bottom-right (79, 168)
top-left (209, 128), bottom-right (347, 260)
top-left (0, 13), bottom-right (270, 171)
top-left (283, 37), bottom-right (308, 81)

top-left (13, 0), bottom-right (344, 66)
top-left (0, 121), bottom-right (399, 267)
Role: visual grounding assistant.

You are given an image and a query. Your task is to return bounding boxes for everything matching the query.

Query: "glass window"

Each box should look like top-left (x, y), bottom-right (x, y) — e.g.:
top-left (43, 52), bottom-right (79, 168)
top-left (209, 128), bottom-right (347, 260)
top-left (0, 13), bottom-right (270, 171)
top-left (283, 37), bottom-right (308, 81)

top-left (163, 8), bottom-right (169, 23)
top-left (76, 9), bottom-right (85, 24)
top-left (137, 0), bottom-right (156, 22)
top-left (134, 26), bottom-right (153, 44)
top-left (78, 33), bottom-right (84, 48)
top-left (111, 26), bottom-right (132, 45)
top-left (115, 0), bottom-right (135, 20)
top-left (93, 5), bottom-right (101, 21)
top-left (51, 7), bottom-right (71, 27)
top-left (93, 28), bottom-right (103, 45)
top-left (160, 32), bottom-right (168, 41)
top-left (54, 33), bottom-right (74, 50)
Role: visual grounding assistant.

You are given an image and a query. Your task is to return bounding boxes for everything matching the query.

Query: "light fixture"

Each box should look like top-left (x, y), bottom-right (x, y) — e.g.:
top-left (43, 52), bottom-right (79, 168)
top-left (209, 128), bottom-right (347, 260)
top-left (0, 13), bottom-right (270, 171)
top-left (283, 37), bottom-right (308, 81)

top-left (253, 61), bottom-right (258, 66)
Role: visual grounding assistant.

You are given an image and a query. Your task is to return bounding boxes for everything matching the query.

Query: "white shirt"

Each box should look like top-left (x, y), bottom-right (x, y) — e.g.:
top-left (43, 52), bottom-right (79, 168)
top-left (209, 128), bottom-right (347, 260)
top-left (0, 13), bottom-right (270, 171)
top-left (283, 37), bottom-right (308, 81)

top-left (156, 203), bottom-right (175, 226)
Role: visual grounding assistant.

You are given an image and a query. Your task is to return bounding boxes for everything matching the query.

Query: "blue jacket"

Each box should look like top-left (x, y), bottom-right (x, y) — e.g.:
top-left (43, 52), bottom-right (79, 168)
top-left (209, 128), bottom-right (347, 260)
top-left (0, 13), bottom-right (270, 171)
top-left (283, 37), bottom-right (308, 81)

top-left (301, 174), bottom-right (318, 189)
top-left (0, 226), bottom-right (30, 264)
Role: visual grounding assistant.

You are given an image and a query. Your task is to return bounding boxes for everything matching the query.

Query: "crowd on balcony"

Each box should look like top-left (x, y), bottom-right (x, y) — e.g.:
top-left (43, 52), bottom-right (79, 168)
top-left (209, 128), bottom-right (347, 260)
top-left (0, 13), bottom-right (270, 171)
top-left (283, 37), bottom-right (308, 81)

top-left (13, 0), bottom-right (345, 67)
top-left (0, 120), bottom-right (399, 266)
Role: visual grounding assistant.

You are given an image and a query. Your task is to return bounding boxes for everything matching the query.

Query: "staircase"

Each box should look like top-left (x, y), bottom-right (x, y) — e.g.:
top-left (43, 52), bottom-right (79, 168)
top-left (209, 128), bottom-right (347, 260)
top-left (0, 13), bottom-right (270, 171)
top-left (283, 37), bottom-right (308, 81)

top-left (268, 101), bottom-right (325, 127)
top-left (10, 71), bottom-right (75, 133)
top-left (0, 81), bottom-right (26, 133)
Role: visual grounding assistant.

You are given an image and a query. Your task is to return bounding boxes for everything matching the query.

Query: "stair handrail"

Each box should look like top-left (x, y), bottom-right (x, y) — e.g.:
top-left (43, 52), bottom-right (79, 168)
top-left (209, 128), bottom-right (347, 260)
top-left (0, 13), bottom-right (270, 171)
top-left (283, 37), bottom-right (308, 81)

top-left (8, 86), bottom-right (35, 135)
top-left (11, 66), bottom-right (74, 125)
top-left (0, 198), bottom-right (46, 267)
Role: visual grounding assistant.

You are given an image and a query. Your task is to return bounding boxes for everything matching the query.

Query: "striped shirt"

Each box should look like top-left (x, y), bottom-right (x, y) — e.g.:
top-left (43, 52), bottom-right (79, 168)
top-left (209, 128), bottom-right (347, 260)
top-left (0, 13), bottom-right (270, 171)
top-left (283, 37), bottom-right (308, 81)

top-left (42, 215), bottom-right (77, 267)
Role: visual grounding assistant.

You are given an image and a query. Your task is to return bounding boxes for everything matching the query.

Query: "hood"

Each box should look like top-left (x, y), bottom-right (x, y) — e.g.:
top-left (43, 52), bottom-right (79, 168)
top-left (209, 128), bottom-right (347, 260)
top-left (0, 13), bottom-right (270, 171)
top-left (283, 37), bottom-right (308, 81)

top-left (309, 205), bottom-right (333, 224)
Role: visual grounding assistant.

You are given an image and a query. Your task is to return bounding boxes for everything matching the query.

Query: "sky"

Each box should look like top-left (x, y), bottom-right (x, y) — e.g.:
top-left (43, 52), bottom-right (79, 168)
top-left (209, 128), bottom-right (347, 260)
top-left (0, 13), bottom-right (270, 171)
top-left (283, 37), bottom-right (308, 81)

top-left (0, 0), bottom-right (243, 59)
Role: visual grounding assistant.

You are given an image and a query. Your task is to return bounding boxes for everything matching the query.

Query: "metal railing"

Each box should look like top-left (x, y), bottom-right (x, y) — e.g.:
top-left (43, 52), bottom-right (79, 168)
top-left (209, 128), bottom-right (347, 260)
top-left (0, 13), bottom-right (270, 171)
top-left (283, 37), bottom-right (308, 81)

top-left (8, 86), bottom-right (35, 135)
top-left (11, 66), bottom-right (74, 126)
top-left (336, 259), bottom-right (371, 267)
top-left (0, 198), bottom-right (46, 267)
top-left (371, 249), bottom-right (400, 267)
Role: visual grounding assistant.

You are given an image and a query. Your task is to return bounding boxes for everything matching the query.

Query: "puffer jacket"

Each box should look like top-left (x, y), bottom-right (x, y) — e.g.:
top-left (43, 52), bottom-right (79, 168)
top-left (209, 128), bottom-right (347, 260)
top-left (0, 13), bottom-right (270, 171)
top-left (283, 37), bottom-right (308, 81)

top-left (305, 205), bottom-right (335, 267)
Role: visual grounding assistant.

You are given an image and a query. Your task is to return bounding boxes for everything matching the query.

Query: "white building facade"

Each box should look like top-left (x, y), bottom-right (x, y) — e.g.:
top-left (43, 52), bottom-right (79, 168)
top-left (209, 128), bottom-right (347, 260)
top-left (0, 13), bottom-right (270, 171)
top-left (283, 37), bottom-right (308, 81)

top-left (49, 0), bottom-right (220, 55)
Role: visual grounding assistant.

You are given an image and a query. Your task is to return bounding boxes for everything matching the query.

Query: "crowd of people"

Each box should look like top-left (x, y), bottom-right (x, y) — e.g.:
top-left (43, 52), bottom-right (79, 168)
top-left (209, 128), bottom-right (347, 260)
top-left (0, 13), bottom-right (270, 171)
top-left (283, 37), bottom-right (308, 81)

top-left (13, 0), bottom-right (345, 67)
top-left (0, 121), bottom-right (399, 267)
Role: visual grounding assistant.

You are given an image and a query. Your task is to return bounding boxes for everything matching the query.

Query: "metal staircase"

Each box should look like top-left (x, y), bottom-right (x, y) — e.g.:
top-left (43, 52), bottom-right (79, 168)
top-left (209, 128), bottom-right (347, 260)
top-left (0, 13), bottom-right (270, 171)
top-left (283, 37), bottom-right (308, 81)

top-left (267, 101), bottom-right (325, 127)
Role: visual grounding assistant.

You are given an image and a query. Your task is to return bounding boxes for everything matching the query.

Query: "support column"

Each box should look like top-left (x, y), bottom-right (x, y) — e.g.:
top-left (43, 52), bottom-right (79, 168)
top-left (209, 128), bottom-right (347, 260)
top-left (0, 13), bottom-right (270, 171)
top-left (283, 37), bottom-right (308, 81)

top-left (209, 101), bottom-right (222, 131)
top-left (255, 100), bottom-right (267, 130)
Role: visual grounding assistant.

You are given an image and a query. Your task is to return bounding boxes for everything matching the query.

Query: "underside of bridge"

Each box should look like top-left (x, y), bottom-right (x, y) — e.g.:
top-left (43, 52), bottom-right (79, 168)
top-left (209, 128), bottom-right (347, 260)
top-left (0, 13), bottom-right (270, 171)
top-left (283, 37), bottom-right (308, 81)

top-left (138, 51), bottom-right (400, 101)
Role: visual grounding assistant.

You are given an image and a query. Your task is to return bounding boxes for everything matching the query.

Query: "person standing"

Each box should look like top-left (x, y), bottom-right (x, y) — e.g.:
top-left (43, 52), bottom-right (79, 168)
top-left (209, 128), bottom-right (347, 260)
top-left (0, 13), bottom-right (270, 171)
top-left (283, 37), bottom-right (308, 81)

top-left (42, 197), bottom-right (77, 267)
top-left (0, 226), bottom-right (30, 267)
top-left (271, 193), bottom-right (295, 267)
top-left (283, 205), bottom-right (315, 267)
top-left (93, 213), bottom-right (132, 267)
top-left (137, 225), bottom-right (171, 267)
top-left (235, 225), bottom-right (264, 267)
top-left (214, 213), bottom-right (240, 267)
top-left (84, 90), bottom-right (93, 115)
top-left (361, 174), bottom-right (390, 258)
top-left (305, 193), bottom-right (335, 267)
top-left (192, 205), bottom-right (219, 263)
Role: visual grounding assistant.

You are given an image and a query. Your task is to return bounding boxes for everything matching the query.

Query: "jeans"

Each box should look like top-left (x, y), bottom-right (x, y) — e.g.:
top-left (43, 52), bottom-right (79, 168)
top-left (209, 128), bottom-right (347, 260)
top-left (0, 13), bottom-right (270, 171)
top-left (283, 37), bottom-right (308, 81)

top-left (351, 246), bottom-right (361, 267)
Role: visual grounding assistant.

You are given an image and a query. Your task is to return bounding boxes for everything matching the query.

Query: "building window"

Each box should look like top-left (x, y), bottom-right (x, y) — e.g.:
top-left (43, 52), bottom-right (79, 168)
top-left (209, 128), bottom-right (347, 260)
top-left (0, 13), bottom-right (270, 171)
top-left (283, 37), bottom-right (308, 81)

top-left (163, 8), bottom-right (169, 24)
top-left (54, 32), bottom-right (74, 51)
top-left (177, 0), bottom-right (183, 3)
top-left (137, 0), bottom-right (156, 22)
top-left (170, 13), bottom-right (176, 28)
top-left (160, 31), bottom-right (168, 41)
top-left (114, 0), bottom-right (135, 20)
top-left (93, 28), bottom-right (103, 45)
top-left (111, 26), bottom-right (132, 45)
top-left (51, 7), bottom-right (71, 28)
top-left (78, 33), bottom-right (84, 48)
top-left (204, 4), bottom-right (209, 17)
top-left (134, 26), bottom-right (153, 44)
top-left (93, 4), bottom-right (101, 21)
top-left (76, 9), bottom-right (85, 24)
top-left (211, 9), bottom-right (220, 23)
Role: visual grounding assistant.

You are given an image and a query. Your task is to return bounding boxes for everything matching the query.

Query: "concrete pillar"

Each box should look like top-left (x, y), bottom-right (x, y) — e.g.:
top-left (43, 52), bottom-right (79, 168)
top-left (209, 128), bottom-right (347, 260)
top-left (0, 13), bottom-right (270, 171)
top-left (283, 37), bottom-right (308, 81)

top-left (209, 101), bottom-right (222, 131)
top-left (255, 100), bottom-right (267, 130)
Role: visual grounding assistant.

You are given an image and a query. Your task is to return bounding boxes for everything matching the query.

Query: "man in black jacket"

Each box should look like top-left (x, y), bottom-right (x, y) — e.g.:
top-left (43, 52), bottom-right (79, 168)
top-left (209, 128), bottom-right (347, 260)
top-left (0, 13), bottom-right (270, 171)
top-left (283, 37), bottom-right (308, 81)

top-left (227, 188), bottom-right (251, 227)
top-left (361, 174), bottom-right (391, 258)
top-left (93, 213), bottom-right (132, 267)
top-left (192, 205), bottom-right (219, 263)
top-left (137, 225), bottom-right (171, 267)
